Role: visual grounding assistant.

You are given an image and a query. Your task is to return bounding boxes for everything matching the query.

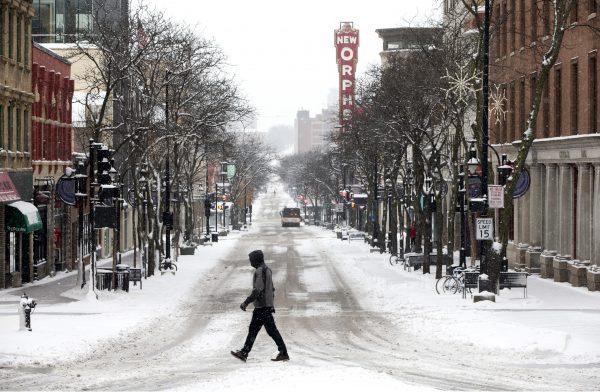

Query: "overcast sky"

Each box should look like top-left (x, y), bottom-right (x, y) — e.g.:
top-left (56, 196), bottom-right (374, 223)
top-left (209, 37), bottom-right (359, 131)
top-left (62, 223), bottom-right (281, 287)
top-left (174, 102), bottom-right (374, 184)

top-left (145, 0), bottom-right (440, 131)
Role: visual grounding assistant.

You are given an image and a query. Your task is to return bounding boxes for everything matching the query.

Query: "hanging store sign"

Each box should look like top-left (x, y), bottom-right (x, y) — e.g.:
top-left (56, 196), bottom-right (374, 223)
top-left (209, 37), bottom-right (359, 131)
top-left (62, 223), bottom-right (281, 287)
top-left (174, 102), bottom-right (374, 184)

top-left (0, 172), bottom-right (20, 203)
top-left (335, 22), bottom-right (359, 123)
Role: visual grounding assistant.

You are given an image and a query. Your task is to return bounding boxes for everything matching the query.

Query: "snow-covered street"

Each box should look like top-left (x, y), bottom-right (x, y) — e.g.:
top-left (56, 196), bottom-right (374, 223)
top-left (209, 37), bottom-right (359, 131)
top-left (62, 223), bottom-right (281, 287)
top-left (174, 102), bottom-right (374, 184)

top-left (1, 188), bottom-right (599, 391)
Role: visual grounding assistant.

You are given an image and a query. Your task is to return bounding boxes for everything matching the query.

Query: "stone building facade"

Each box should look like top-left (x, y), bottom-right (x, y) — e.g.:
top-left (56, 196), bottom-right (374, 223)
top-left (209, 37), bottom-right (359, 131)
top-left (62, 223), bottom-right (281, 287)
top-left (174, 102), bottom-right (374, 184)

top-left (1, 0), bottom-right (37, 288)
top-left (489, 1), bottom-right (600, 267)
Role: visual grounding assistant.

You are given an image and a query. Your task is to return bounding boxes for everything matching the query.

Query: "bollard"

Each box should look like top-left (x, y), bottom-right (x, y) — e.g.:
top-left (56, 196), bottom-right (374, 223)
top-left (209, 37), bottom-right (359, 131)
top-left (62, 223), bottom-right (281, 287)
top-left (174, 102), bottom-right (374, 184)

top-left (18, 293), bottom-right (37, 331)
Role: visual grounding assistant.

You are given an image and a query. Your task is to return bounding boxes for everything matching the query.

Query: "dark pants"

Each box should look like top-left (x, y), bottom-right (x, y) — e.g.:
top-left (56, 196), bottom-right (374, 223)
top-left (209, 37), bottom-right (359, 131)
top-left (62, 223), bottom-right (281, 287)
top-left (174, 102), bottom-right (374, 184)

top-left (242, 307), bottom-right (287, 355)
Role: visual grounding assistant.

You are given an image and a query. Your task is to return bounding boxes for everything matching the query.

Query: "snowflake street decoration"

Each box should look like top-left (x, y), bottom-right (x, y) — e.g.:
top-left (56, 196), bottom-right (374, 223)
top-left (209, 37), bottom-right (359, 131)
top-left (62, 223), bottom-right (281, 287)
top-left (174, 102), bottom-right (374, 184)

top-left (442, 63), bottom-right (480, 107)
top-left (490, 84), bottom-right (507, 125)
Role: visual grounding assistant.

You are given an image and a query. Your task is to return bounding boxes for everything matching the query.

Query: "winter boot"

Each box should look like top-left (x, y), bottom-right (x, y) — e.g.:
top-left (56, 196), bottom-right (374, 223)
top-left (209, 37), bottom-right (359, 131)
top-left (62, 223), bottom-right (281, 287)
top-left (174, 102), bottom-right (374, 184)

top-left (231, 350), bottom-right (248, 362)
top-left (271, 352), bottom-right (290, 362)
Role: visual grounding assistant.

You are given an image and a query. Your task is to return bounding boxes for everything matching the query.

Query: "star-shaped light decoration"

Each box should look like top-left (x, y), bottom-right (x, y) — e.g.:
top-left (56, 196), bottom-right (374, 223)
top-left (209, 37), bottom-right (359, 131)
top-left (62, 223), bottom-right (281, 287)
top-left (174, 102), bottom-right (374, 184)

top-left (442, 62), bottom-right (480, 107)
top-left (489, 84), bottom-right (507, 125)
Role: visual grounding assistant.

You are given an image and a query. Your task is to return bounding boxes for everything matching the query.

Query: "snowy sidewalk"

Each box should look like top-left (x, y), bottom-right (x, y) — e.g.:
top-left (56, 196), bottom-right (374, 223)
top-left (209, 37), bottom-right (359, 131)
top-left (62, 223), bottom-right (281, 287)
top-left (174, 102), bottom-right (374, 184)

top-left (306, 226), bottom-right (600, 366)
top-left (0, 231), bottom-right (246, 367)
top-left (0, 250), bottom-right (137, 306)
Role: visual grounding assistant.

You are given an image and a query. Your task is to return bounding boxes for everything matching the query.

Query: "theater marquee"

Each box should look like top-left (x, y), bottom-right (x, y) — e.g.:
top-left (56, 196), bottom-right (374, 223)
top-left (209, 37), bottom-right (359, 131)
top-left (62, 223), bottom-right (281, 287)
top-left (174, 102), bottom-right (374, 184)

top-left (335, 22), bottom-right (359, 124)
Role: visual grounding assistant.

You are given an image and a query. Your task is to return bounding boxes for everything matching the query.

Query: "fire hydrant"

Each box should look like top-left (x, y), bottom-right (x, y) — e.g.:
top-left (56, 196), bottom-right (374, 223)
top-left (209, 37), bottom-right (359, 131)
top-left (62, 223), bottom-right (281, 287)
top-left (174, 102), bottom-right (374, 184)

top-left (18, 293), bottom-right (37, 331)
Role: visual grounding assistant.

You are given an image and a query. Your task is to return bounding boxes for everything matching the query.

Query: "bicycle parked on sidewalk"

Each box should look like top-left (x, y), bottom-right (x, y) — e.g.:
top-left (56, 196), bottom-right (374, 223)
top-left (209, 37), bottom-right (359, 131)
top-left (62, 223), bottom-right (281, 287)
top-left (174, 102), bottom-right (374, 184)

top-left (389, 253), bottom-right (408, 269)
top-left (435, 265), bottom-right (478, 295)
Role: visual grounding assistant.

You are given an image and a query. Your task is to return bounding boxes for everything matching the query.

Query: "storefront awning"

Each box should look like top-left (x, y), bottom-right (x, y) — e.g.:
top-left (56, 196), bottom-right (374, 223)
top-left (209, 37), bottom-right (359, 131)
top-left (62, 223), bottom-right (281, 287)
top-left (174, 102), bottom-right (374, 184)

top-left (6, 201), bottom-right (43, 233)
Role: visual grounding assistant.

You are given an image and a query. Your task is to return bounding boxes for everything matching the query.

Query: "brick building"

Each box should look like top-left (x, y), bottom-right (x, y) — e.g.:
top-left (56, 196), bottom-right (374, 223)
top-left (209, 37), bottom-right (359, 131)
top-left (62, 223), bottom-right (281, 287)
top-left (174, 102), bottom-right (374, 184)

top-left (31, 42), bottom-right (74, 277)
top-left (1, 0), bottom-right (40, 288)
top-left (489, 1), bottom-right (600, 267)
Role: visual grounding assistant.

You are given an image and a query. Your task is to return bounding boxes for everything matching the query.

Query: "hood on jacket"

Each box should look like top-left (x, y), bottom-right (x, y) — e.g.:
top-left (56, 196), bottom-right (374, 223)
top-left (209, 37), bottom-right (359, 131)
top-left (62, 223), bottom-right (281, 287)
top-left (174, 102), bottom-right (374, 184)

top-left (249, 250), bottom-right (264, 269)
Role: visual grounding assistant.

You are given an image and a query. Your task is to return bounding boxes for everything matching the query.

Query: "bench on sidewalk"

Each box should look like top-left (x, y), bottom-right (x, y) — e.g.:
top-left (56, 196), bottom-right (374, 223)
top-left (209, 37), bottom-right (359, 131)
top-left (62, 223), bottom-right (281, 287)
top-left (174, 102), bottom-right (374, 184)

top-left (348, 232), bottom-right (365, 242)
top-left (462, 271), bottom-right (480, 299)
top-left (499, 271), bottom-right (528, 298)
top-left (403, 253), bottom-right (424, 271)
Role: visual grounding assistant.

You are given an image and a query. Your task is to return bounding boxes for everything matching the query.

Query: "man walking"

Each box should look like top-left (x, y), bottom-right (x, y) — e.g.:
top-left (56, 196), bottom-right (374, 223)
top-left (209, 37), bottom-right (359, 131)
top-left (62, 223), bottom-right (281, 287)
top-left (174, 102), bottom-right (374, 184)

top-left (231, 250), bottom-right (289, 362)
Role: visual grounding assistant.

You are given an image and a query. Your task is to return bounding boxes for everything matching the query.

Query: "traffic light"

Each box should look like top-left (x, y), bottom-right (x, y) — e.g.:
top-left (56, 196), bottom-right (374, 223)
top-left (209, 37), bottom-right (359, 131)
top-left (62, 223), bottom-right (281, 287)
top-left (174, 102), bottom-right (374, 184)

top-left (96, 146), bottom-right (112, 185)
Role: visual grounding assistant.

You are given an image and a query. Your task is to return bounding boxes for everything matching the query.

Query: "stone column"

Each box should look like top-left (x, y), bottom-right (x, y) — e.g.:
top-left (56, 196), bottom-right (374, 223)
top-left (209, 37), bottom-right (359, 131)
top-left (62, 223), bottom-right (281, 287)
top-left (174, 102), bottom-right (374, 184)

top-left (529, 164), bottom-right (543, 247)
top-left (558, 164), bottom-right (574, 257)
top-left (576, 164), bottom-right (592, 261)
top-left (544, 164), bottom-right (559, 252)
top-left (520, 168), bottom-right (531, 245)
top-left (593, 164), bottom-right (600, 265)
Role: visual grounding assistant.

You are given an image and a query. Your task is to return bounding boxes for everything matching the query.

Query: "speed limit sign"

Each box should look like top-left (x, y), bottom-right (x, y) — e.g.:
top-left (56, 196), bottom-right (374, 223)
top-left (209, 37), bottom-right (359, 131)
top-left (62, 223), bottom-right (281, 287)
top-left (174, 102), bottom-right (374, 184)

top-left (476, 218), bottom-right (494, 241)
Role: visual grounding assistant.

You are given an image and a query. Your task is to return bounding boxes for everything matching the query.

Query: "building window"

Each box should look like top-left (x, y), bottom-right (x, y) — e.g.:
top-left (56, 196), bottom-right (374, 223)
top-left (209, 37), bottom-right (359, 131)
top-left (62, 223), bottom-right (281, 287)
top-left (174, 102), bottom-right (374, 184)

top-left (511, 1), bottom-right (517, 52)
top-left (543, 76), bottom-right (550, 137)
top-left (531, 73), bottom-right (537, 136)
top-left (589, 54), bottom-right (597, 133)
top-left (520, 77), bottom-right (526, 134)
top-left (495, 4), bottom-right (501, 58)
top-left (24, 20), bottom-right (29, 65)
top-left (510, 81), bottom-right (516, 141)
top-left (520, 0), bottom-right (526, 48)
top-left (7, 104), bottom-right (13, 150)
top-left (502, 85), bottom-right (508, 142)
top-left (589, 0), bottom-right (597, 14)
top-left (531, 0), bottom-right (538, 43)
top-left (8, 232), bottom-right (16, 273)
top-left (16, 107), bottom-right (21, 151)
top-left (0, 5), bottom-right (3, 56)
top-left (555, 67), bottom-right (562, 136)
top-left (9, 10), bottom-right (14, 59)
top-left (572, 0), bottom-right (579, 22)
top-left (17, 15), bottom-right (21, 63)
top-left (571, 60), bottom-right (579, 134)
top-left (24, 109), bottom-right (29, 152)
top-left (543, 0), bottom-right (551, 37)
top-left (503, 2), bottom-right (508, 56)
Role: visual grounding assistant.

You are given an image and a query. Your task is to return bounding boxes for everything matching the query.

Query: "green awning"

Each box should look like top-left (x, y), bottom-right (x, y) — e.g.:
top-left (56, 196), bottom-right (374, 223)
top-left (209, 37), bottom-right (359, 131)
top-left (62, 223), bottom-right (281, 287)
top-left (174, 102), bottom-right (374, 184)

top-left (6, 201), bottom-right (43, 233)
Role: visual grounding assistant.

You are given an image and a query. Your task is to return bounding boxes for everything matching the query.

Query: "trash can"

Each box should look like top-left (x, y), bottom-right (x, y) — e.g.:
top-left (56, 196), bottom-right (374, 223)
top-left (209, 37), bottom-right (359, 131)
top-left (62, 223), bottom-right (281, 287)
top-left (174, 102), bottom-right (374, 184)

top-left (211, 233), bottom-right (219, 242)
top-left (478, 274), bottom-right (492, 293)
top-left (96, 269), bottom-right (112, 290)
top-left (115, 265), bottom-right (130, 292)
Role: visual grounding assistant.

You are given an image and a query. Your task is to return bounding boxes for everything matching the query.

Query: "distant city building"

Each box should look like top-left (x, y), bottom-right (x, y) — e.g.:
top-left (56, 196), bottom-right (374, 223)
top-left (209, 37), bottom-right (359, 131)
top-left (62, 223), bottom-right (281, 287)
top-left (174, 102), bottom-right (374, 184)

top-left (32, 0), bottom-right (128, 44)
top-left (295, 109), bottom-right (336, 153)
top-left (295, 110), bottom-right (311, 153)
top-left (375, 27), bottom-right (442, 66)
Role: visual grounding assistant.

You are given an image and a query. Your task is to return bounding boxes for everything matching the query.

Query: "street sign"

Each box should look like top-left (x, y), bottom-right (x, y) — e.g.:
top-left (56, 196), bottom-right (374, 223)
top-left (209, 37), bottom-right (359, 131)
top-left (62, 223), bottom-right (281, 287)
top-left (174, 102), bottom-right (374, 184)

top-left (488, 185), bottom-right (504, 209)
top-left (226, 164), bottom-right (236, 179)
top-left (476, 218), bottom-right (494, 241)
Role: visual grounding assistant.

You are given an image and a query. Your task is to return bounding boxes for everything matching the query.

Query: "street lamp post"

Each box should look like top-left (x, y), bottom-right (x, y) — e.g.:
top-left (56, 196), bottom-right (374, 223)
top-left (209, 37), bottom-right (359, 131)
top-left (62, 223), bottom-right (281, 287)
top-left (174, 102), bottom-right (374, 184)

top-left (161, 70), bottom-right (174, 272)
top-left (385, 178), bottom-right (394, 254)
top-left (425, 175), bottom-right (434, 255)
top-left (372, 162), bottom-right (380, 249)
top-left (479, 0), bottom-right (491, 274)
top-left (458, 171), bottom-right (467, 268)
top-left (74, 160), bottom-right (88, 288)
top-left (139, 164), bottom-right (149, 275)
